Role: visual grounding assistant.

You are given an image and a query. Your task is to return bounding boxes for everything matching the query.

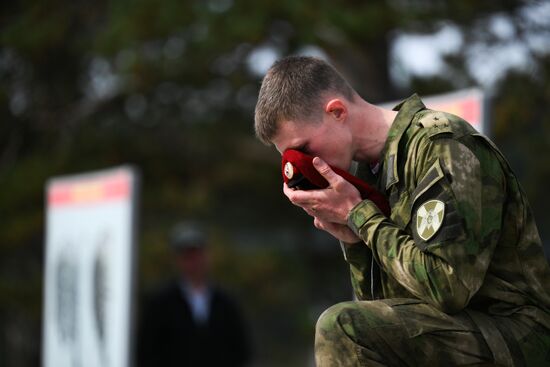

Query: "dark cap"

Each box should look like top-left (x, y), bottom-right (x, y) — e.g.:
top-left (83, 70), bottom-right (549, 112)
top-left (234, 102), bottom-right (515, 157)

top-left (169, 221), bottom-right (207, 251)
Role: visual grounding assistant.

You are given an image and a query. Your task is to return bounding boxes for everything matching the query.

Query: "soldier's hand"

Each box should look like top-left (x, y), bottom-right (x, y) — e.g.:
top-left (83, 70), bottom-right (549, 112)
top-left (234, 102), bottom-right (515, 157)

top-left (283, 157), bottom-right (362, 225)
top-left (313, 217), bottom-right (360, 243)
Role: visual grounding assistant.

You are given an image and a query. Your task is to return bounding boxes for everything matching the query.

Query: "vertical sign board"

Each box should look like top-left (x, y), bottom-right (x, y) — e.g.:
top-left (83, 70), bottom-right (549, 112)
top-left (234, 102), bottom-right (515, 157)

top-left (382, 88), bottom-right (487, 134)
top-left (42, 166), bottom-right (138, 367)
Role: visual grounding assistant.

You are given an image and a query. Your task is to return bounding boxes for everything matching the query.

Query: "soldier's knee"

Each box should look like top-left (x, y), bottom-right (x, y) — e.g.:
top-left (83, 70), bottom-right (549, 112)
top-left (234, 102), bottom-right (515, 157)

top-left (315, 301), bottom-right (395, 366)
top-left (315, 301), bottom-right (359, 340)
top-left (316, 300), bottom-right (399, 343)
top-left (315, 301), bottom-right (362, 364)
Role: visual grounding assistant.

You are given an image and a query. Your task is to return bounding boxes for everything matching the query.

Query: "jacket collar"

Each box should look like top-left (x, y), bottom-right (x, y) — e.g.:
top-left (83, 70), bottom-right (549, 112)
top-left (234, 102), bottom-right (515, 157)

top-left (380, 94), bottom-right (426, 191)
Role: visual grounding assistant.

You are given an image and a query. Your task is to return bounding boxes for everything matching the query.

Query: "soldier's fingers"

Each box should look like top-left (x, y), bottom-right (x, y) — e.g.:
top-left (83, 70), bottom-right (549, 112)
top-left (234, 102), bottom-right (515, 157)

top-left (283, 184), bottom-right (304, 207)
top-left (283, 183), bottom-right (302, 202)
top-left (284, 185), bottom-right (320, 206)
top-left (313, 157), bottom-right (341, 187)
top-left (313, 217), bottom-right (324, 229)
top-left (283, 183), bottom-right (293, 196)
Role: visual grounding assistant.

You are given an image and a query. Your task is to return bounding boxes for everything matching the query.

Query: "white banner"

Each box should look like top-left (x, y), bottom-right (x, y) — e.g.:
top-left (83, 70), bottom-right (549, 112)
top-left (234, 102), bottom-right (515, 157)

top-left (42, 166), bottom-right (139, 367)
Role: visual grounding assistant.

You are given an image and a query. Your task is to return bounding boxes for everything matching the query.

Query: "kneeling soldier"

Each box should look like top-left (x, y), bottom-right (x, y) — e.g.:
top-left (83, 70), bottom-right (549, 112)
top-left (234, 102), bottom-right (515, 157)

top-left (254, 56), bottom-right (550, 366)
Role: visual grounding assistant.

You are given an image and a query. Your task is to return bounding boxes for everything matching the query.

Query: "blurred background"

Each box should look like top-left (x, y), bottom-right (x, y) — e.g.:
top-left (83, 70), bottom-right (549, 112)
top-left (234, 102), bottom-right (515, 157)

top-left (1, 0), bottom-right (550, 366)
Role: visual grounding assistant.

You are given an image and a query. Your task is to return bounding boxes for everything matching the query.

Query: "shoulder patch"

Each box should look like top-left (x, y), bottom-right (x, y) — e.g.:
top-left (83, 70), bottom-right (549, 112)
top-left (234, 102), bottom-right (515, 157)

top-left (416, 199), bottom-right (445, 241)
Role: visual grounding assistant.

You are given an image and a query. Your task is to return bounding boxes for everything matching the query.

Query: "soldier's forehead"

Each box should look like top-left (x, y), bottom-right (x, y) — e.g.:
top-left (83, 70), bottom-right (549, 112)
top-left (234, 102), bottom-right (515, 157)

top-left (272, 120), bottom-right (314, 153)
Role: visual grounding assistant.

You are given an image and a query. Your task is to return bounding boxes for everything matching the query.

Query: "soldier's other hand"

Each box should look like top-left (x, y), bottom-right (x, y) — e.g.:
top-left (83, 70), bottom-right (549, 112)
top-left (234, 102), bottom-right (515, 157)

top-left (313, 217), bottom-right (360, 243)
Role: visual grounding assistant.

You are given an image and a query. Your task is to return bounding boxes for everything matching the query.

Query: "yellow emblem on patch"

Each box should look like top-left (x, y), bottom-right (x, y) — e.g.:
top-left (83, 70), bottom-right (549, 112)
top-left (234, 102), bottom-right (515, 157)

top-left (416, 199), bottom-right (445, 241)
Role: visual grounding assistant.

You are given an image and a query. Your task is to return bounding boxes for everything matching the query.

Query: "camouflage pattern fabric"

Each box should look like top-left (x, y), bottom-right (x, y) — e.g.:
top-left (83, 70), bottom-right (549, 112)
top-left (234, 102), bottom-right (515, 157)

top-left (316, 299), bottom-right (491, 366)
top-left (317, 95), bottom-right (550, 366)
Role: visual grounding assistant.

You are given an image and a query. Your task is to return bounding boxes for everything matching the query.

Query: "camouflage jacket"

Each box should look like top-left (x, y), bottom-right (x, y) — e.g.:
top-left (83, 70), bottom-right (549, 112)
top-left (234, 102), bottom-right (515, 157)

top-left (344, 94), bottom-right (550, 327)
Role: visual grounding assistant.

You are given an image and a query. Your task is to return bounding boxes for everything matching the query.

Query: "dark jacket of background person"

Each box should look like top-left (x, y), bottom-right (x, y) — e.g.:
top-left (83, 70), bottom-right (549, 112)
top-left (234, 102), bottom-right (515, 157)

top-left (137, 222), bottom-right (251, 367)
top-left (137, 279), bottom-right (251, 367)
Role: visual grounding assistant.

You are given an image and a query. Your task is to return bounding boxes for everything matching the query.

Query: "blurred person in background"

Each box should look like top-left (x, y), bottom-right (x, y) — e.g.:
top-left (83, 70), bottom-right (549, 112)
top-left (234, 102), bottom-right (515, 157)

top-left (137, 221), bottom-right (251, 367)
top-left (254, 56), bottom-right (550, 366)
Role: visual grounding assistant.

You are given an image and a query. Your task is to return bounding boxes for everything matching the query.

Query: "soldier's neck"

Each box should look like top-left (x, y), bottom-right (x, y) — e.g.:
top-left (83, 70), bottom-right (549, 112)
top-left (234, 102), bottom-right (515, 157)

top-left (351, 101), bottom-right (395, 163)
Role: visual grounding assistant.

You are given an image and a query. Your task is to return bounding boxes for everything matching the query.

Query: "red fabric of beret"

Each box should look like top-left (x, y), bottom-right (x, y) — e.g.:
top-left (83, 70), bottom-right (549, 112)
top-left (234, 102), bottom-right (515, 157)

top-left (282, 149), bottom-right (390, 216)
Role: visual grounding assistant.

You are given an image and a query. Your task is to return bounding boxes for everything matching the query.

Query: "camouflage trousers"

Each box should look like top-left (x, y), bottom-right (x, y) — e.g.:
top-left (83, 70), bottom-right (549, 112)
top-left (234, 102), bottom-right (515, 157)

top-left (315, 298), bottom-right (550, 367)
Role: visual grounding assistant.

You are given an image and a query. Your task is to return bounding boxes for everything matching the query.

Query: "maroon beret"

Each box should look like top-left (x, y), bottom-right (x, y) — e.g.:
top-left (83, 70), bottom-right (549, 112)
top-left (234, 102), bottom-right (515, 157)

top-left (282, 149), bottom-right (390, 216)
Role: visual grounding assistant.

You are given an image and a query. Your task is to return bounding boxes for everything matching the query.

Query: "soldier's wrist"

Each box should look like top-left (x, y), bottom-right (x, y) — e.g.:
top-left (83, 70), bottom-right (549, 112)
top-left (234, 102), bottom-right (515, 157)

top-left (347, 199), bottom-right (383, 237)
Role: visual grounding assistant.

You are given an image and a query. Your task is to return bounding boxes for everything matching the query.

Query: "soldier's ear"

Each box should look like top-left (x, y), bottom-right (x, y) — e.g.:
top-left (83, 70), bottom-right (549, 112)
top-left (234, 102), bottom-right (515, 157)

top-left (325, 99), bottom-right (347, 122)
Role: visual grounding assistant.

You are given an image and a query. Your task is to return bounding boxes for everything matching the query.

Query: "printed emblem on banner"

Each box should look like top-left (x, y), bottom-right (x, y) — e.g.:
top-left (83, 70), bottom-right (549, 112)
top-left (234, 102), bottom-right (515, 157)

top-left (416, 199), bottom-right (445, 241)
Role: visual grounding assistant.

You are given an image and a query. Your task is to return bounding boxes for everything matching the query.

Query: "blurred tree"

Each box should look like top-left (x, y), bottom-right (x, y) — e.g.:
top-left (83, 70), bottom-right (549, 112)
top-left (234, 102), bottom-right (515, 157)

top-left (1, 0), bottom-right (549, 365)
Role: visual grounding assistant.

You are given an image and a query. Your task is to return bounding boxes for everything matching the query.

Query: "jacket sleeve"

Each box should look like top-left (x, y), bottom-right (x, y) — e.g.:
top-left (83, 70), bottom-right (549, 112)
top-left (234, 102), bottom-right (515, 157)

top-left (347, 135), bottom-right (506, 313)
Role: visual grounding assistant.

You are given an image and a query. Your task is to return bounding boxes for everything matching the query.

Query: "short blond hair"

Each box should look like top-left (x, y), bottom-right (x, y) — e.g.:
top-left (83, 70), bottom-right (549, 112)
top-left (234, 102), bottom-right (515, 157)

top-left (254, 56), bottom-right (355, 145)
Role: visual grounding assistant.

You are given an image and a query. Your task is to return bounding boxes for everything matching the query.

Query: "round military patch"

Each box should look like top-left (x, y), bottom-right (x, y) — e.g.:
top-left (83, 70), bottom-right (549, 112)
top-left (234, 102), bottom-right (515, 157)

top-left (284, 162), bottom-right (294, 179)
top-left (416, 199), bottom-right (445, 241)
